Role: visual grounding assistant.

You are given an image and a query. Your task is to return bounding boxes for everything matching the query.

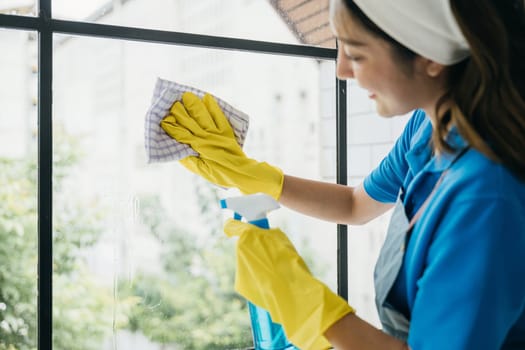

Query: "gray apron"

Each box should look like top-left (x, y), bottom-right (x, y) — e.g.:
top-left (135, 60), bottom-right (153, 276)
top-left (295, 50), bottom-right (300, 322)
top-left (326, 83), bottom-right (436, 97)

top-left (373, 147), bottom-right (468, 341)
top-left (373, 194), bottom-right (412, 340)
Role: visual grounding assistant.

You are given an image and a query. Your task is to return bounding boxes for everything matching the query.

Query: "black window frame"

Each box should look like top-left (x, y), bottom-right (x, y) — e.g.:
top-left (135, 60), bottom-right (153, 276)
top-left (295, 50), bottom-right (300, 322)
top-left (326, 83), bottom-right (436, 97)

top-left (0, 1), bottom-right (348, 348)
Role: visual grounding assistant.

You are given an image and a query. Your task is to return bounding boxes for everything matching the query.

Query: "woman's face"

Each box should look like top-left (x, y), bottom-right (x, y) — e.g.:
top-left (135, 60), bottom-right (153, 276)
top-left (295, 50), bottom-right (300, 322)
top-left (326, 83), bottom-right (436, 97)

top-left (331, 1), bottom-right (447, 118)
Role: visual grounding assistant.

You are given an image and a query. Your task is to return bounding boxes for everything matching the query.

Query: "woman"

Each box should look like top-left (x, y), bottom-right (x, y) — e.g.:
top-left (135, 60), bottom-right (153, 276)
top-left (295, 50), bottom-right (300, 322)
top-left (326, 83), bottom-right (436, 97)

top-left (160, 0), bottom-right (525, 348)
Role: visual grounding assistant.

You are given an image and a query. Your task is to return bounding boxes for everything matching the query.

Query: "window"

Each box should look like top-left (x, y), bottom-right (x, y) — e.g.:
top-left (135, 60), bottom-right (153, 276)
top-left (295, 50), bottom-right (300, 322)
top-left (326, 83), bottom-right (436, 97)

top-left (53, 34), bottom-right (338, 349)
top-left (52, 0), bottom-right (335, 48)
top-left (0, 1), bottom-right (36, 17)
top-left (0, 28), bottom-right (38, 349)
top-left (1, 2), bottom-right (347, 349)
top-left (1, 0), bottom-right (414, 348)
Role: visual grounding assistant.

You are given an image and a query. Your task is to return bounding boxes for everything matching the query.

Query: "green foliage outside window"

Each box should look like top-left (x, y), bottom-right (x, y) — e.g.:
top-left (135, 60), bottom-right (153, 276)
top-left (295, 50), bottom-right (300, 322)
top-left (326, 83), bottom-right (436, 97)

top-left (0, 129), bottom-right (112, 350)
top-left (121, 189), bottom-right (253, 349)
top-left (1, 126), bottom-right (325, 349)
top-left (0, 129), bottom-right (252, 350)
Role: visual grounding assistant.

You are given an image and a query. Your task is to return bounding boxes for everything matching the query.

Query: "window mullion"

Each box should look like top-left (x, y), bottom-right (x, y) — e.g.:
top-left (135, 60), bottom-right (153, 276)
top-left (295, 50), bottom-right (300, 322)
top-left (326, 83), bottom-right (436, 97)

top-left (336, 77), bottom-right (348, 301)
top-left (38, 0), bottom-right (53, 349)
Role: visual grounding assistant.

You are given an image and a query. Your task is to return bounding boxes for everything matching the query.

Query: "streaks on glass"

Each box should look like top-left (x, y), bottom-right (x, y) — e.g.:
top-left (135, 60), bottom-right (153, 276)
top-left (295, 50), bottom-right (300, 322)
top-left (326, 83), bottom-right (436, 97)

top-left (102, 192), bottom-right (141, 350)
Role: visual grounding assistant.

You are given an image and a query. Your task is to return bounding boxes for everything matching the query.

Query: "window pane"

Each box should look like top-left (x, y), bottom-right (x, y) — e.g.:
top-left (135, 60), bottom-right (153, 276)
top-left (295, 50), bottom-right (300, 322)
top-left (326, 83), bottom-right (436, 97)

top-left (53, 33), bottom-right (337, 349)
top-left (52, 0), bottom-right (335, 48)
top-left (0, 28), bottom-right (38, 349)
top-left (0, 1), bottom-right (36, 16)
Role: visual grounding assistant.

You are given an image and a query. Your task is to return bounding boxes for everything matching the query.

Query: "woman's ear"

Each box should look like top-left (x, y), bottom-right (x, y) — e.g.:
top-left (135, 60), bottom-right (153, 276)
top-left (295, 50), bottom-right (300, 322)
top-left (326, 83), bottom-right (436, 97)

top-left (426, 61), bottom-right (446, 77)
top-left (415, 56), bottom-right (446, 78)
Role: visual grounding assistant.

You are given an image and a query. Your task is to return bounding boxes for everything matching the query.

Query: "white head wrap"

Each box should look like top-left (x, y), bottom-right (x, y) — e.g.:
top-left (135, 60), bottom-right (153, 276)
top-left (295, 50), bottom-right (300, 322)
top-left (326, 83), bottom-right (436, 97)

top-left (352, 0), bottom-right (470, 65)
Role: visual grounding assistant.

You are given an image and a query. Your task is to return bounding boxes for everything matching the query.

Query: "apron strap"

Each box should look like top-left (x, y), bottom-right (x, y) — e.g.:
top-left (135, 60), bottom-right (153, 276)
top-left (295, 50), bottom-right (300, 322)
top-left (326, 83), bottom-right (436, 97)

top-left (407, 146), bottom-right (469, 232)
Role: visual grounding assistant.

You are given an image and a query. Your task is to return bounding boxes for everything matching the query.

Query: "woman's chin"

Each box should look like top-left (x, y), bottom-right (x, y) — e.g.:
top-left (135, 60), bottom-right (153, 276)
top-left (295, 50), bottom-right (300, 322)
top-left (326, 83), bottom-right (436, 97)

top-left (374, 106), bottom-right (396, 118)
top-left (374, 102), bottom-right (411, 118)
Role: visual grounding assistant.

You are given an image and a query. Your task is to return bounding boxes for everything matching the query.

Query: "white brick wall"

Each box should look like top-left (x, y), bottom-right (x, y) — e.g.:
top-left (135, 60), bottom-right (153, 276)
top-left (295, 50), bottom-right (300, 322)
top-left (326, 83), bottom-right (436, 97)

top-left (318, 62), bottom-right (411, 326)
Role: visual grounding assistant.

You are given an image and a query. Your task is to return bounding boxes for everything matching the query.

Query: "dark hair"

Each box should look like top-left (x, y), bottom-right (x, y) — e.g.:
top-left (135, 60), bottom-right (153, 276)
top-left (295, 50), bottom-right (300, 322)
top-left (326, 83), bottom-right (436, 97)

top-left (343, 0), bottom-right (525, 181)
top-left (445, 0), bottom-right (525, 180)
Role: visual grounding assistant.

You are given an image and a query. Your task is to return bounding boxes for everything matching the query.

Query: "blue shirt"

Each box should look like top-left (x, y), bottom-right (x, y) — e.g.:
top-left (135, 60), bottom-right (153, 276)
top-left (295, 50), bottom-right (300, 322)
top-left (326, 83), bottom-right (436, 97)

top-left (364, 110), bottom-right (525, 349)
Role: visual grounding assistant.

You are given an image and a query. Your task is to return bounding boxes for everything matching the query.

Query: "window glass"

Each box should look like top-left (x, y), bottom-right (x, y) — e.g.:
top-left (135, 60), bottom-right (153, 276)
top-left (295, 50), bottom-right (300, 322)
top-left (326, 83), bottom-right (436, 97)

top-left (53, 33), bottom-right (337, 349)
top-left (52, 0), bottom-right (335, 48)
top-left (0, 1), bottom-right (36, 16)
top-left (0, 28), bottom-right (38, 349)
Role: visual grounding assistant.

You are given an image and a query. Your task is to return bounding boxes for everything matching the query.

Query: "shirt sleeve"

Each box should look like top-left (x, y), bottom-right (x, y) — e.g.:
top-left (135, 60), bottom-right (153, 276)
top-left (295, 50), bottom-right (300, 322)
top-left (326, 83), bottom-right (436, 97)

top-left (363, 110), bottom-right (426, 203)
top-left (407, 195), bottom-right (525, 349)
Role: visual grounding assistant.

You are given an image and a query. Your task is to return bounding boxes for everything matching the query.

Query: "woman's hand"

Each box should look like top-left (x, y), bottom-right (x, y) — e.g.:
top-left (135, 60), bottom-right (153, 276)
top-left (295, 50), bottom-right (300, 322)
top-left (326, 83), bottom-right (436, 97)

top-left (161, 92), bottom-right (284, 200)
top-left (224, 219), bottom-right (355, 349)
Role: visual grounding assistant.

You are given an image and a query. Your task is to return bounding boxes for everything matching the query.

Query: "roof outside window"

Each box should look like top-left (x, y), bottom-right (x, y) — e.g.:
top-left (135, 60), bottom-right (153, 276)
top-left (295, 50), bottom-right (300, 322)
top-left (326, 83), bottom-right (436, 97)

top-left (269, 0), bottom-right (335, 48)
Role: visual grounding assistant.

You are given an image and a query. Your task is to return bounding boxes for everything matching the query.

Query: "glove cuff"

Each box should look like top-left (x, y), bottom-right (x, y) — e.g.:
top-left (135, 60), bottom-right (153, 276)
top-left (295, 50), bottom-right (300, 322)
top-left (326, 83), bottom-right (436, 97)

top-left (262, 162), bottom-right (284, 201)
top-left (287, 282), bottom-right (355, 350)
top-left (238, 161), bottom-right (284, 201)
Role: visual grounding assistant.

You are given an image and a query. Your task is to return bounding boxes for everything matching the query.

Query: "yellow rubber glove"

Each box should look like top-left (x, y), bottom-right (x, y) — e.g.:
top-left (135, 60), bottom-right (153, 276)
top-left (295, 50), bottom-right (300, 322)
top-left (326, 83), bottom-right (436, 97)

top-left (160, 92), bottom-right (284, 200)
top-left (224, 219), bottom-right (355, 350)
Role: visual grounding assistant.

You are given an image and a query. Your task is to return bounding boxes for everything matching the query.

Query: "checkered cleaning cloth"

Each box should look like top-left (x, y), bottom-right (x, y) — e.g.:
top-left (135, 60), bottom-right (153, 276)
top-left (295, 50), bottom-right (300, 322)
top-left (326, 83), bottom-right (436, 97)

top-left (144, 77), bottom-right (250, 163)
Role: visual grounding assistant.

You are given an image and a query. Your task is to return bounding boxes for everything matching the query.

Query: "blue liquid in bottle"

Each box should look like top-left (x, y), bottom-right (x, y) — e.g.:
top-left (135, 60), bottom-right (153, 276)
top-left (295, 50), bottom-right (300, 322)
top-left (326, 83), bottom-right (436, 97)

top-left (248, 302), bottom-right (297, 350)
top-left (246, 217), bottom-right (297, 350)
top-left (220, 196), bottom-right (297, 350)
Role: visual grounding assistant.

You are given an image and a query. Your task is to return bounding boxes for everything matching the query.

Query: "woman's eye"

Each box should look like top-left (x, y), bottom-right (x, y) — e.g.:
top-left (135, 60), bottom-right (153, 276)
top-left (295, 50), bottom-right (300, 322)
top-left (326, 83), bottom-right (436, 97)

top-left (346, 54), bottom-right (362, 62)
top-left (341, 47), bottom-right (362, 61)
top-left (337, 40), bottom-right (364, 62)
top-left (343, 52), bottom-right (362, 61)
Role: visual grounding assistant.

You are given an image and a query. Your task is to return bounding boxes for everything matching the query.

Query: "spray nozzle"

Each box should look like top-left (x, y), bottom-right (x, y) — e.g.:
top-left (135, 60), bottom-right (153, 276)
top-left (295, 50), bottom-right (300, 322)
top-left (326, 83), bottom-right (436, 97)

top-left (220, 193), bottom-right (280, 222)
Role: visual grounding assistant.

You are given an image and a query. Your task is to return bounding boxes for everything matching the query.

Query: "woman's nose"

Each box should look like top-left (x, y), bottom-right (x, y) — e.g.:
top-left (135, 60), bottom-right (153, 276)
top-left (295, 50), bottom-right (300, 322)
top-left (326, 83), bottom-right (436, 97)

top-left (336, 49), bottom-right (354, 80)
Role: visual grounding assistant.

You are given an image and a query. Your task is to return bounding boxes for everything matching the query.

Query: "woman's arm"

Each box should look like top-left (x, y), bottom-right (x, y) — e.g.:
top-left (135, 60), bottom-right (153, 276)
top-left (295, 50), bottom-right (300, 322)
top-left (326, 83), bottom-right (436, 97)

top-left (325, 313), bottom-right (409, 350)
top-left (279, 175), bottom-right (394, 225)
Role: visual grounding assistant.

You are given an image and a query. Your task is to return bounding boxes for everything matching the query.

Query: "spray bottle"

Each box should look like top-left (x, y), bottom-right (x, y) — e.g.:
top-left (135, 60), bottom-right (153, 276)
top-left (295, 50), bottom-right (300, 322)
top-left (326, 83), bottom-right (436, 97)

top-left (220, 193), bottom-right (297, 350)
